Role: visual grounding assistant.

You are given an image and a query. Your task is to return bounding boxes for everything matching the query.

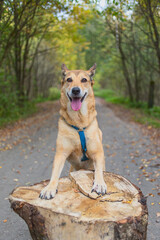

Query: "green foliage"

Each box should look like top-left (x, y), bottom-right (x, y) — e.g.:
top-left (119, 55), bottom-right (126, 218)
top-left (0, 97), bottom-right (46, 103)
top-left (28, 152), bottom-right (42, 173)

top-left (33, 87), bottom-right (61, 103)
top-left (0, 99), bottom-right (37, 127)
top-left (34, 95), bottom-right (49, 103)
top-left (144, 106), bottom-right (160, 120)
top-left (48, 87), bottom-right (61, 101)
top-left (95, 88), bottom-right (160, 128)
top-left (134, 117), bottom-right (160, 129)
top-left (94, 89), bottom-right (128, 104)
top-left (94, 89), bottom-right (115, 99)
top-left (0, 71), bottom-right (37, 127)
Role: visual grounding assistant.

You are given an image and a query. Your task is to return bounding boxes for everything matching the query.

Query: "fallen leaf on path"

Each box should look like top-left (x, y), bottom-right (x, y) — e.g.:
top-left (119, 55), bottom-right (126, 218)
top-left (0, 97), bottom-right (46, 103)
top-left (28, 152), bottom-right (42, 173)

top-left (149, 179), bottom-right (156, 182)
top-left (139, 166), bottom-right (144, 169)
top-left (157, 212), bottom-right (160, 217)
top-left (106, 144), bottom-right (110, 149)
top-left (14, 179), bottom-right (19, 182)
top-left (3, 219), bottom-right (7, 223)
top-left (148, 193), bottom-right (154, 197)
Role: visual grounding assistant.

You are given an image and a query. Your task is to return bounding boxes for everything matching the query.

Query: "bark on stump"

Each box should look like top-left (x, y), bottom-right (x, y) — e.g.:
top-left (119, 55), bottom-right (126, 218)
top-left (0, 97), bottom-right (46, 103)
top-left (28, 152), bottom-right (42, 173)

top-left (9, 170), bottom-right (148, 240)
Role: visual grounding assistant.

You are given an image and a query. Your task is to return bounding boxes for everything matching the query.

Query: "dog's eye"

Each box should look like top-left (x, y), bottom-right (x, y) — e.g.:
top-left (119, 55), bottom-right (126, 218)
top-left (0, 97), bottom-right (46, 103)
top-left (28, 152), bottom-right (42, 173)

top-left (81, 78), bottom-right (87, 83)
top-left (67, 78), bottom-right (72, 82)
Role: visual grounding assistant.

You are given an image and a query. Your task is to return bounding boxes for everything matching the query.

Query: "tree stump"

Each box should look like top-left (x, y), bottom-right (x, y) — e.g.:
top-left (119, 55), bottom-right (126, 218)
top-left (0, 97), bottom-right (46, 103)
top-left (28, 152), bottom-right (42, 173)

top-left (9, 170), bottom-right (148, 240)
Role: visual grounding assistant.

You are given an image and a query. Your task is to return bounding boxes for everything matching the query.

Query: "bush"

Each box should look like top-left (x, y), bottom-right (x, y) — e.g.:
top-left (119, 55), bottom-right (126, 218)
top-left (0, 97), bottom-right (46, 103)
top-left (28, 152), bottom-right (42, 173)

top-left (0, 97), bottom-right (37, 127)
top-left (94, 89), bottom-right (115, 99)
top-left (48, 87), bottom-right (61, 100)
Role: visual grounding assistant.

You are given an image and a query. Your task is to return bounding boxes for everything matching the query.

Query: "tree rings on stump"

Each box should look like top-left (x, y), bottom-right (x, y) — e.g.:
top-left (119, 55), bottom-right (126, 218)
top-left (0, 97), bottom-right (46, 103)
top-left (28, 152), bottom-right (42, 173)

top-left (9, 170), bottom-right (148, 240)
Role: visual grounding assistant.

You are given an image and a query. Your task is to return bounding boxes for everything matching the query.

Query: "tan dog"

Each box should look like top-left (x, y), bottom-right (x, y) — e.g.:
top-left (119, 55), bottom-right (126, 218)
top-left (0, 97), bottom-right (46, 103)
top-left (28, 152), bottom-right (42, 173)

top-left (39, 64), bottom-right (107, 200)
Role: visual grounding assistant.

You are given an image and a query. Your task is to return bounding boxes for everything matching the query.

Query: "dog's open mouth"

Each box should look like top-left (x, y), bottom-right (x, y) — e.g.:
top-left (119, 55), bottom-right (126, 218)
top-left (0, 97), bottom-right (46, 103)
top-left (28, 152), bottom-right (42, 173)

top-left (67, 92), bottom-right (87, 111)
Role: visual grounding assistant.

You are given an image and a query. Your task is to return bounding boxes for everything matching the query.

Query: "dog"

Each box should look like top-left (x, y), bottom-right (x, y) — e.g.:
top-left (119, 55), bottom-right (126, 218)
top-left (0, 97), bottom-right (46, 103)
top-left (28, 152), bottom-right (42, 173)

top-left (39, 63), bottom-right (107, 200)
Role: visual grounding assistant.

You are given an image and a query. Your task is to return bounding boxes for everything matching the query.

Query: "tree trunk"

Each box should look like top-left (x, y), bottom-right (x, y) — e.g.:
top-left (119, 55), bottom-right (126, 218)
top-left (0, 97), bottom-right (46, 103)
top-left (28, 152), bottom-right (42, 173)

top-left (13, 1), bottom-right (24, 104)
top-left (147, 0), bottom-right (160, 74)
top-left (118, 27), bottom-right (133, 102)
top-left (131, 22), bottom-right (140, 103)
top-left (9, 170), bottom-right (148, 240)
top-left (148, 80), bottom-right (155, 108)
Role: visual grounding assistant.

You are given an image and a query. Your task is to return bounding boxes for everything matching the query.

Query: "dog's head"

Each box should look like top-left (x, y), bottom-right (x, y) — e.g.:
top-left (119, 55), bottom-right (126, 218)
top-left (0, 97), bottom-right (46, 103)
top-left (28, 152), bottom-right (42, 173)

top-left (61, 64), bottom-right (96, 111)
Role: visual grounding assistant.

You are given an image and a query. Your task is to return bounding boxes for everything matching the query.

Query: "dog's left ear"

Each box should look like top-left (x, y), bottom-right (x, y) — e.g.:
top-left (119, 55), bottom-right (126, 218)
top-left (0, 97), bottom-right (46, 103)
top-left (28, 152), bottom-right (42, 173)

top-left (89, 63), bottom-right (96, 76)
top-left (88, 63), bottom-right (96, 85)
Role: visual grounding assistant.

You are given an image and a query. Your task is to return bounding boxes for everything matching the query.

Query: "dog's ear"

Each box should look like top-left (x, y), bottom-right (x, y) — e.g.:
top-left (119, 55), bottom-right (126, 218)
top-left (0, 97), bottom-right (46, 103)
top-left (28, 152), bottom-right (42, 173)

top-left (61, 63), bottom-right (68, 76)
top-left (61, 64), bottom-right (68, 84)
top-left (88, 63), bottom-right (96, 85)
top-left (89, 63), bottom-right (96, 76)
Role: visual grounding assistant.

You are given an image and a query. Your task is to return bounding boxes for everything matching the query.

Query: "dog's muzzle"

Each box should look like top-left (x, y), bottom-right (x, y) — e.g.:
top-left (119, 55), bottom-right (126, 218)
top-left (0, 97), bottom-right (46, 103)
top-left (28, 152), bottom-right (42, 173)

top-left (67, 87), bottom-right (87, 111)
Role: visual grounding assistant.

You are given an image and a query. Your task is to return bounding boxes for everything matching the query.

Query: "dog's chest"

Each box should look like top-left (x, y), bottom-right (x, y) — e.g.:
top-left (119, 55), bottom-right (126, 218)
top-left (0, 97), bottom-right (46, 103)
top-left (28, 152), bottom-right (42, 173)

top-left (68, 134), bottom-right (91, 163)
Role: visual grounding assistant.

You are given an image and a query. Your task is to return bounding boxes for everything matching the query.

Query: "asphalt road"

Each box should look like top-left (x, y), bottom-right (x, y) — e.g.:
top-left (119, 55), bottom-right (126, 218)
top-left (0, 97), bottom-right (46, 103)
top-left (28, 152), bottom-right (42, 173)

top-left (0, 99), bottom-right (159, 240)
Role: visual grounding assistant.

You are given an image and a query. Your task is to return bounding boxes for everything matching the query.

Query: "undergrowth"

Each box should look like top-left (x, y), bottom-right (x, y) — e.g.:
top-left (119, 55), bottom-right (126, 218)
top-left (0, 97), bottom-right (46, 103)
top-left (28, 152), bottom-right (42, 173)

top-left (94, 88), bottom-right (160, 128)
top-left (0, 87), bottom-right (61, 128)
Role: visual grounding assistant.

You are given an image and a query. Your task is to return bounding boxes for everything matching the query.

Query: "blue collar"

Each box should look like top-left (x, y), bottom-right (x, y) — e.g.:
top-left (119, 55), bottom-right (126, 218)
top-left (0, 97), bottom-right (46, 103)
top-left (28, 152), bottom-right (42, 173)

top-left (63, 119), bottom-right (89, 162)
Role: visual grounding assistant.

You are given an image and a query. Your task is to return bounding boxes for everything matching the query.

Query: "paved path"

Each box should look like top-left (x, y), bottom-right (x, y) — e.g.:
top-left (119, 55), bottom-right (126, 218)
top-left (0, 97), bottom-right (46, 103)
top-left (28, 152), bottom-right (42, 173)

top-left (0, 99), bottom-right (159, 240)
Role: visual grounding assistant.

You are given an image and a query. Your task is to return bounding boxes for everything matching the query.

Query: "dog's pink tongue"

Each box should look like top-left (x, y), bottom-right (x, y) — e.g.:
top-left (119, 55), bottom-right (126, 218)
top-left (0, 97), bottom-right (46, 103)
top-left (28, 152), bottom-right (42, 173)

top-left (71, 98), bottom-right (82, 111)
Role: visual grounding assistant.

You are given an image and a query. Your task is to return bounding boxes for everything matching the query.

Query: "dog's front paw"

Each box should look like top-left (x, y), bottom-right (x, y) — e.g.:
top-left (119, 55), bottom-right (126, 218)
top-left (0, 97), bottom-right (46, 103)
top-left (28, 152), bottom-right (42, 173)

top-left (91, 181), bottom-right (107, 196)
top-left (39, 185), bottom-right (57, 200)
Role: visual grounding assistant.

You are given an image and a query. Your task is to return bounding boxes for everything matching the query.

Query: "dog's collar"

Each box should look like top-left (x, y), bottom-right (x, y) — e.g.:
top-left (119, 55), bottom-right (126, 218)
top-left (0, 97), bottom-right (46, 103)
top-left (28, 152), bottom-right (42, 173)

top-left (62, 118), bottom-right (89, 162)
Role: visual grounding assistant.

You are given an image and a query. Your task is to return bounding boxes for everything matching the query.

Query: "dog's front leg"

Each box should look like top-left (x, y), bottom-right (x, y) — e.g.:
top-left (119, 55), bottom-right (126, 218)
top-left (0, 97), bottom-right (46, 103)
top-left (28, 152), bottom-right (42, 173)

top-left (39, 149), bottom-right (71, 200)
top-left (91, 152), bottom-right (107, 195)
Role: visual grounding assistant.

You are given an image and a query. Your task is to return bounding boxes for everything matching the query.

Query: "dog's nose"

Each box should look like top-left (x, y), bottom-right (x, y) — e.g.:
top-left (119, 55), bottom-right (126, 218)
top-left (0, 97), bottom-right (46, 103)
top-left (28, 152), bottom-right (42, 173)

top-left (72, 87), bottom-right (80, 95)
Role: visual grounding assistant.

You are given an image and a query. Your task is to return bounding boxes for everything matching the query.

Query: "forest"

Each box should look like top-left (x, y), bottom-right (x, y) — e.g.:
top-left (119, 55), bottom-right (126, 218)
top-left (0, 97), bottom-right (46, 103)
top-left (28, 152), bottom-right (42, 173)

top-left (0, 0), bottom-right (160, 126)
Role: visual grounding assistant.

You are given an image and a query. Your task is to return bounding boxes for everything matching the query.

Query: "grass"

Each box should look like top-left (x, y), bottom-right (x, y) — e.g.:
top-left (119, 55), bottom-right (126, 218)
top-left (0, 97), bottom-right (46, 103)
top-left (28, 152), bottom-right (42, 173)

top-left (94, 88), bottom-right (160, 128)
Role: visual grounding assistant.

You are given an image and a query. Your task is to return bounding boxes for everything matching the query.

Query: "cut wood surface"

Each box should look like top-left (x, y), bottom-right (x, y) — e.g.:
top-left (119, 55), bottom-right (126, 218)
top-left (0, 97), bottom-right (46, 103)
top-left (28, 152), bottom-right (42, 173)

top-left (9, 170), bottom-right (148, 240)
